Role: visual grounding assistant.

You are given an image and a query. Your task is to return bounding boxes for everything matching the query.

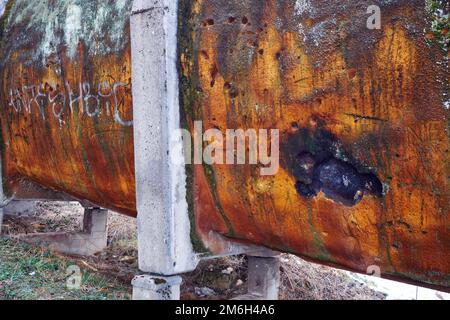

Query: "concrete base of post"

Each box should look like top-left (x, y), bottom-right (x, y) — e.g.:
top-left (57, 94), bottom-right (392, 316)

top-left (4, 200), bottom-right (37, 216)
top-left (16, 208), bottom-right (108, 256)
top-left (132, 274), bottom-right (183, 300)
top-left (234, 255), bottom-right (281, 300)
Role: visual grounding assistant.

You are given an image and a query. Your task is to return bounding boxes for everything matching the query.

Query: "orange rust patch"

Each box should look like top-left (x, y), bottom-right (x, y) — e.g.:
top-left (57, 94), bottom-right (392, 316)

top-left (180, 0), bottom-right (449, 288)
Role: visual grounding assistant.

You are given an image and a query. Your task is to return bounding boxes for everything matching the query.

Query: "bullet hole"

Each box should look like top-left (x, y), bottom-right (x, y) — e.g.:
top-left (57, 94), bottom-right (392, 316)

top-left (291, 122), bottom-right (299, 130)
top-left (392, 242), bottom-right (400, 250)
top-left (228, 16), bottom-right (236, 24)
top-left (275, 52), bottom-right (282, 59)
top-left (241, 16), bottom-right (249, 25)
top-left (258, 48), bottom-right (264, 55)
top-left (203, 18), bottom-right (214, 27)
top-left (210, 63), bottom-right (218, 88)
top-left (223, 82), bottom-right (231, 90)
top-left (229, 86), bottom-right (239, 99)
top-left (200, 50), bottom-right (209, 60)
top-left (44, 82), bottom-right (54, 91)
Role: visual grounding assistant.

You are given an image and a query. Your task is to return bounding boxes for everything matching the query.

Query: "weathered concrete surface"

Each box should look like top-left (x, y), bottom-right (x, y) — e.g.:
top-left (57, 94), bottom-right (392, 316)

top-left (16, 208), bottom-right (108, 256)
top-left (132, 274), bottom-right (183, 300)
top-left (130, 0), bottom-right (197, 275)
top-left (179, 0), bottom-right (449, 289)
top-left (246, 256), bottom-right (281, 300)
top-left (3, 200), bottom-right (37, 216)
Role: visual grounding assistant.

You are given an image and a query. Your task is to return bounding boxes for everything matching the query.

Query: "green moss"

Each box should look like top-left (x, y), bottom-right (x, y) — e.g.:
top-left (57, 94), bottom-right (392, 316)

top-left (152, 278), bottom-right (167, 285)
top-left (0, 0), bottom-right (15, 39)
top-left (185, 158), bottom-right (210, 254)
top-left (202, 163), bottom-right (235, 237)
top-left (178, 0), bottom-right (210, 253)
top-left (178, 0), bottom-right (203, 120)
top-left (0, 118), bottom-right (12, 199)
top-left (0, 237), bottom-right (131, 300)
top-left (306, 204), bottom-right (333, 263)
top-left (425, 0), bottom-right (449, 53)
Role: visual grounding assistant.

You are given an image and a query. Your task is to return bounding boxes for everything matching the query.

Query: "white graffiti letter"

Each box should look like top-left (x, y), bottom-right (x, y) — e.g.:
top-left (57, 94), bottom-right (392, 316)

top-left (367, 5), bottom-right (381, 30)
top-left (83, 83), bottom-right (100, 117)
top-left (113, 82), bottom-right (133, 126)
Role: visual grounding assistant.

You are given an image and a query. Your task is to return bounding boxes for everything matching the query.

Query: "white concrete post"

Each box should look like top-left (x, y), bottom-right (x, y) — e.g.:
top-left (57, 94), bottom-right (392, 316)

top-left (247, 256), bottom-right (281, 300)
top-left (130, 0), bottom-right (197, 286)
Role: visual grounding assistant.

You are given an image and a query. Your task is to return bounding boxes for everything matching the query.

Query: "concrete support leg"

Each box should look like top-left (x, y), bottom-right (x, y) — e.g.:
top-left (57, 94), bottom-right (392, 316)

top-left (132, 275), bottom-right (183, 300)
top-left (247, 256), bottom-right (280, 300)
top-left (130, 0), bottom-right (198, 300)
top-left (234, 255), bottom-right (280, 300)
top-left (17, 208), bottom-right (108, 256)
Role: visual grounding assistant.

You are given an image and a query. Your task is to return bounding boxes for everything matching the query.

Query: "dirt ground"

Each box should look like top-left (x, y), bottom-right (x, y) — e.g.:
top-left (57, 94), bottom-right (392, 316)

top-left (0, 201), bottom-right (387, 300)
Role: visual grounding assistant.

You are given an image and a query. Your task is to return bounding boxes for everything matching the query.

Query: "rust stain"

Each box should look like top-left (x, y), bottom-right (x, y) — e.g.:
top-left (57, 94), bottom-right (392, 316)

top-left (0, 1), bottom-right (136, 215)
top-left (179, 0), bottom-right (450, 288)
top-left (0, 0), bottom-right (448, 290)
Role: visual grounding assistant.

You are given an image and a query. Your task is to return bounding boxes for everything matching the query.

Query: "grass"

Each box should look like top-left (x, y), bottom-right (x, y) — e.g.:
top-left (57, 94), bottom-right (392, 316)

top-left (0, 237), bottom-right (131, 300)
top-left (1, 201), bottom-right (388, 300)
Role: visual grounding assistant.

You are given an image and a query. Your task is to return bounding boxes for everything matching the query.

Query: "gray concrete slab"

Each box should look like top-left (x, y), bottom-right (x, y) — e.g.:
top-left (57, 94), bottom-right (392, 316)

top-left (16, 208), bottom-right (108, 256)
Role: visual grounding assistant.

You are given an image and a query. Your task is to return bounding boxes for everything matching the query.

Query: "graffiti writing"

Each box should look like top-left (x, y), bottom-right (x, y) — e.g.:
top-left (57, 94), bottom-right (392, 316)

top-left (7, 81), bottom-right (133, 126)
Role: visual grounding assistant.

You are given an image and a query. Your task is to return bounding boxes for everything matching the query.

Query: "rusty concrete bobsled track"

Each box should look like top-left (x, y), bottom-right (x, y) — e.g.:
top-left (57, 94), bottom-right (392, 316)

top-left (0, 0), bottom-right (449, 291)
